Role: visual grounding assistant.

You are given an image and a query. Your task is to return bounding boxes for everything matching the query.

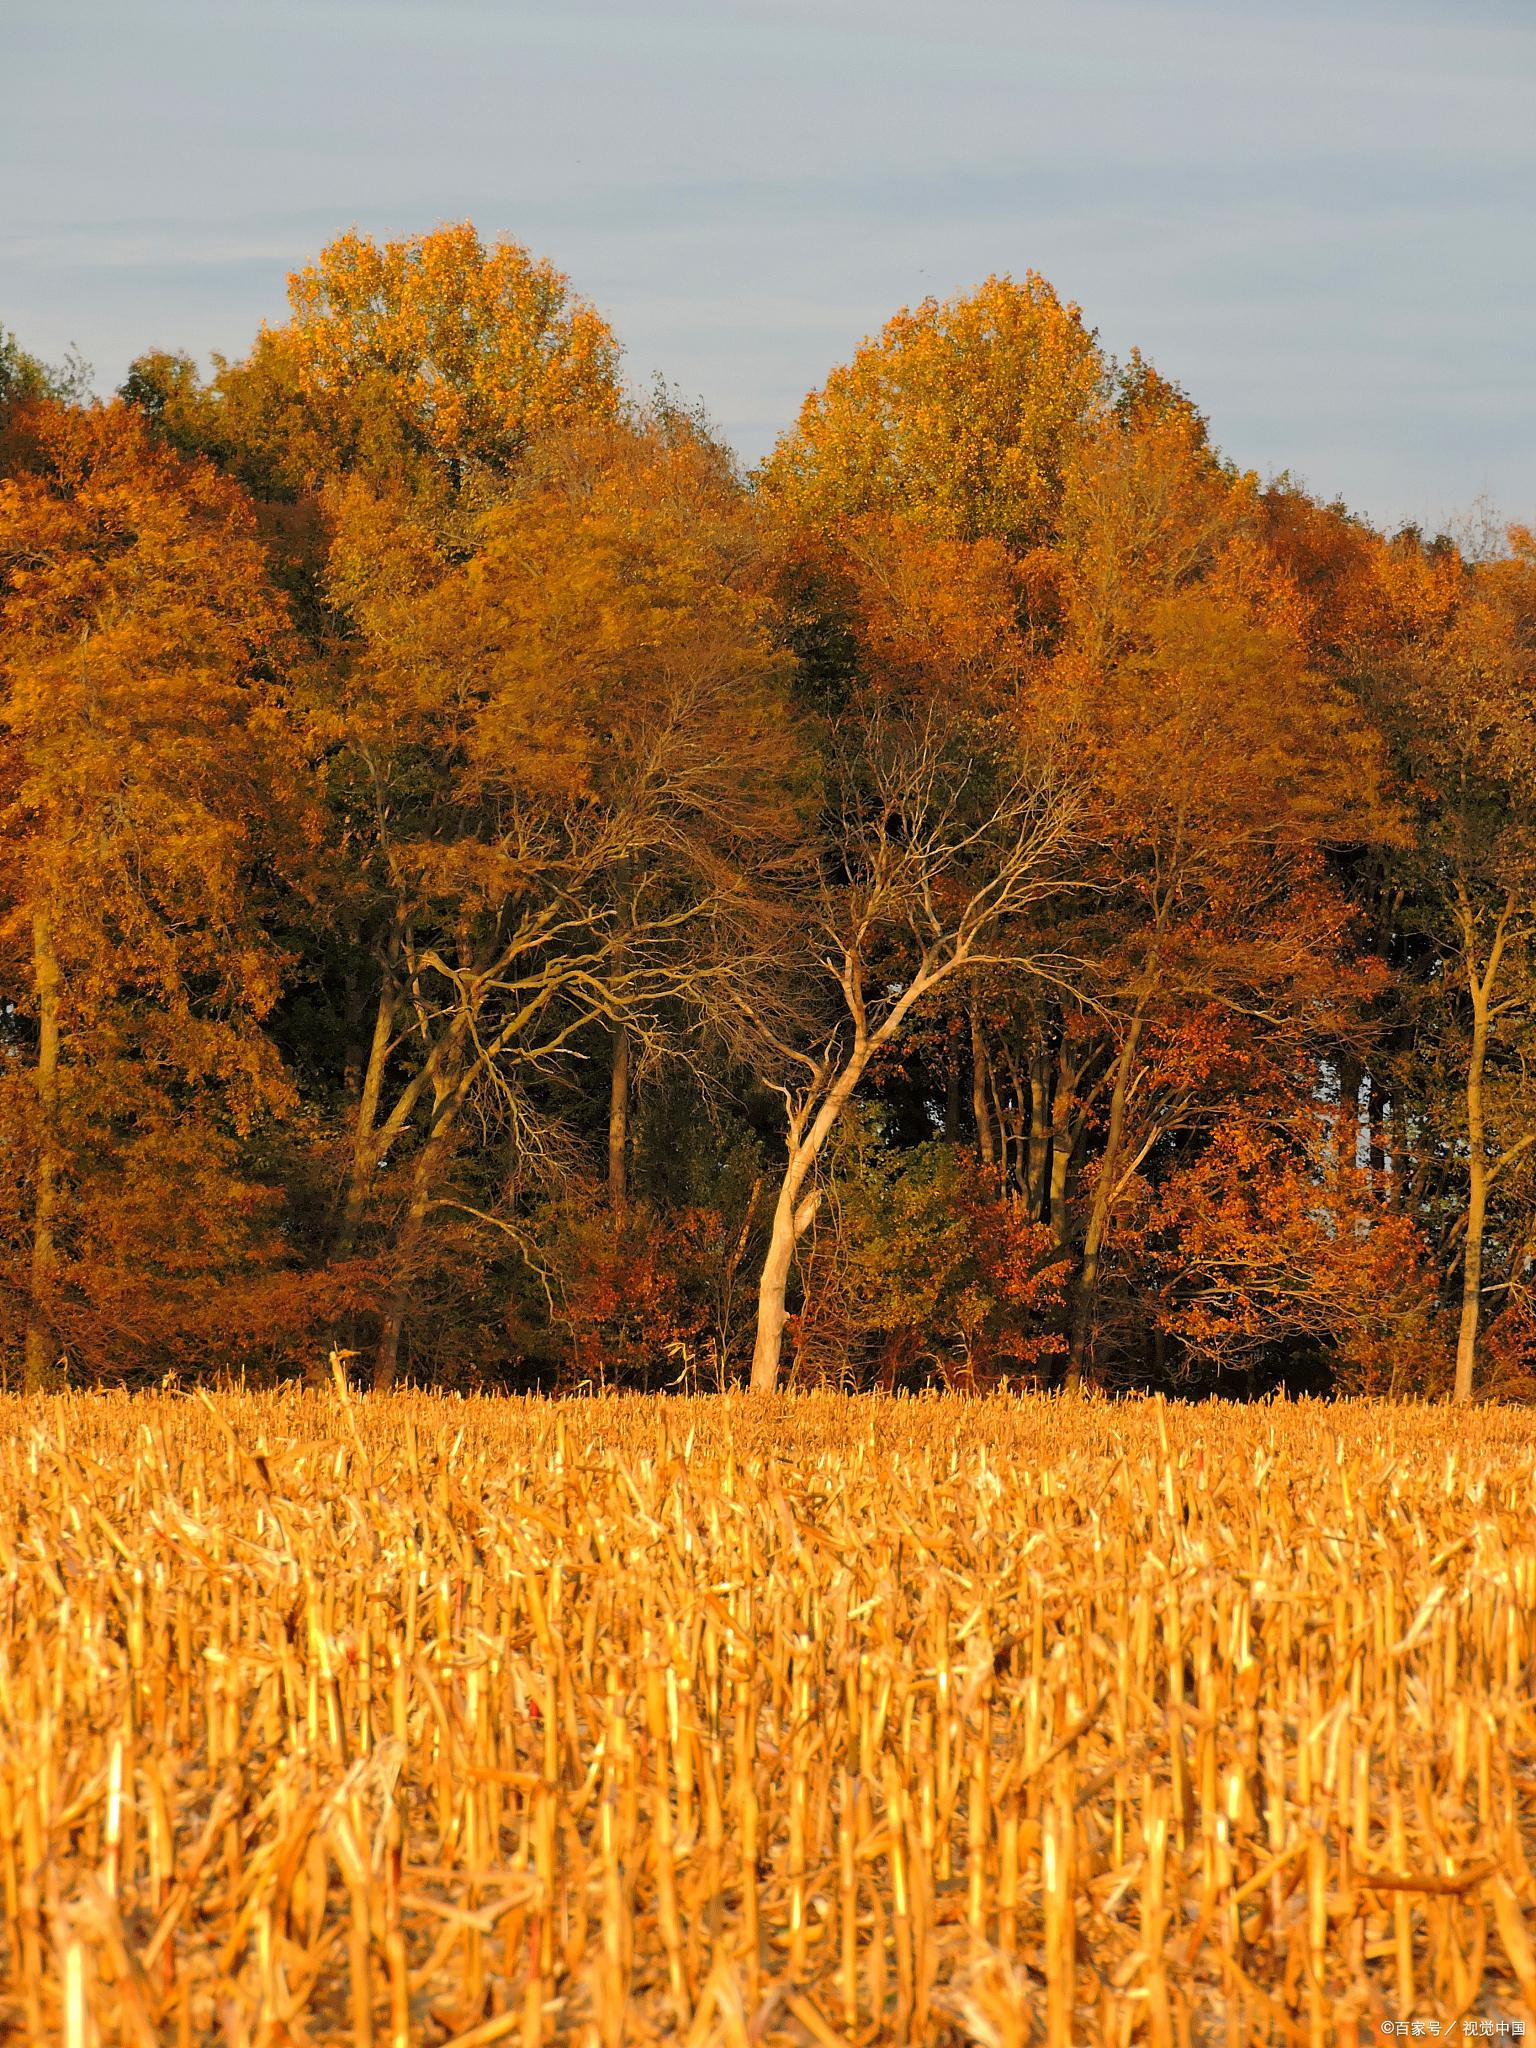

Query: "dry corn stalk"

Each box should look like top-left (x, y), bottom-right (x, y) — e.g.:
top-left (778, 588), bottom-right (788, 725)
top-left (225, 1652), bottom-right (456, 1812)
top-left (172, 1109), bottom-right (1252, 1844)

top-left (0, 1388), bottom-right (1531, 2044)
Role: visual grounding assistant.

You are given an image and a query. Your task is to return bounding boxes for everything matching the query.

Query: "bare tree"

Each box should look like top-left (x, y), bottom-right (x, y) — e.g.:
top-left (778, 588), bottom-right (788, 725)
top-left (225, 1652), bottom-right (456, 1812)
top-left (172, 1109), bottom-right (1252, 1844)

top-left (354, 787), bottom-right (794, 1389)
top-left (742, 715), bottom-right (1082, 1393)
top-left (316, 418), bottom-right (802, 1387)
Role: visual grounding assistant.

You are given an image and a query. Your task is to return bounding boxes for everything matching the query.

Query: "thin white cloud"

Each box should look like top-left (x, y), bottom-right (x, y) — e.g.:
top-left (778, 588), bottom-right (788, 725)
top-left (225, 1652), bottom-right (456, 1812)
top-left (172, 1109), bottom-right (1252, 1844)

top-left (3, 0), bottom-right (1531, 529)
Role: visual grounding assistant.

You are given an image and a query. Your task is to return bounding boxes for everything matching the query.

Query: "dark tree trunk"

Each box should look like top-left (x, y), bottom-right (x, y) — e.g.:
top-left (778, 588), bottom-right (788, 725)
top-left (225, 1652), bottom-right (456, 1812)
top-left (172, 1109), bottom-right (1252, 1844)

top-left (608, 1020), bottom-right (630, 1211)
top-left (24, 909), bottom-right (61, 1391)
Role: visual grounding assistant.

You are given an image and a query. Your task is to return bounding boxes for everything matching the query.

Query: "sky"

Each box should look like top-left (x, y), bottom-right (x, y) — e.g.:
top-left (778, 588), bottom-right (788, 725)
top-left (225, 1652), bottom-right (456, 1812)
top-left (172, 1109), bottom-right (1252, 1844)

top-left (3, 0), bottom-right (1532, 535)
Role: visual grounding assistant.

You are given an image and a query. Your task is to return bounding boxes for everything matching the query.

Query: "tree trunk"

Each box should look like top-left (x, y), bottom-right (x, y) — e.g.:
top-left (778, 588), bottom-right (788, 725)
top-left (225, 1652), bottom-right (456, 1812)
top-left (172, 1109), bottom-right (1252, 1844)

top-left (944, 1049), bottom-right (963, 1143)
top-left (1048, 1045), bottom-right (1078, 1248)
top-left (1026, 1051), bottom-right (1051, 1221)
top-left (992, 1050), bottom-right (1023, 1192)
top-left (749, 1068), bottom-right (865, 1394)
top-left (1335, 1050), bottom-right (1363, 1176)
top-left (608, 1020), bottom-right (629, 1211)
top-left (335, 978), bottom-right (397, 1259)
top-left (374, 1110), bottom-right (455, 1392)
top-left (24, 908), bottom-right (61, 1391)
top-left (749, 1177), bottom-right (805, 1394)
top-left (1453, 994), bottom-right (1491, 1404)
top-left (746, 943), bottom-right (971, 1394)
top-left (1366, 1076), bottom-right (1387, 1190)
top-left (970, 1005), bottom-right (996, 1168)
top-left (1066, 1010), bottom-right (1145, 1391)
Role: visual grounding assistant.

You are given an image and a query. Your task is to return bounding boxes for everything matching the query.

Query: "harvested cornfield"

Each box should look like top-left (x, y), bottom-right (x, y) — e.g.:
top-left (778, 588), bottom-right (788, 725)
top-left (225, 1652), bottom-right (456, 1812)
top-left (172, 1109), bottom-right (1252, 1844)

top-left (1, 1390), bottom-right (1534, 2044)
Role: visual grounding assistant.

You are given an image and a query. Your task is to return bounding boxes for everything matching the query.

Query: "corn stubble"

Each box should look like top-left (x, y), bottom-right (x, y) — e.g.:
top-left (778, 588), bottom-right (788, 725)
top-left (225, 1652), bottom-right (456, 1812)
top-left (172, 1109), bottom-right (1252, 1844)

top-left (0, 1389), bottom-right (1534, 2045)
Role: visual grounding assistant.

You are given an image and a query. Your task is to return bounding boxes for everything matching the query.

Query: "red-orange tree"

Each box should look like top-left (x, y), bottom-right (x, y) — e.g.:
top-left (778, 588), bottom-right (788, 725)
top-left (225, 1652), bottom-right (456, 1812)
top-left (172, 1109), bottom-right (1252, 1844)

top-left (1145, 1106), bottom-right (1434, 1388)
top-left (0, 403), bottom-right (304, 1382)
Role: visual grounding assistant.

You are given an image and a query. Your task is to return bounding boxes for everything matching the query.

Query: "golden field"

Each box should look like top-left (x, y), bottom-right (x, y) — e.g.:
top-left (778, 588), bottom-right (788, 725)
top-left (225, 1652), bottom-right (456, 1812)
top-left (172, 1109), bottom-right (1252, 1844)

top-left (0, 1389), bottom-right (1534, 2046)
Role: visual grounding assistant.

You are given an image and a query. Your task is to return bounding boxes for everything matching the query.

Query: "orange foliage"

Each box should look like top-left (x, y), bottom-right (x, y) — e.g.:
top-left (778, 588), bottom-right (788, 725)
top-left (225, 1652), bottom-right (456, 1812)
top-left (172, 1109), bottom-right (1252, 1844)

top-left (523, 1203), bottom-right (716, 1392)
top-left (1147, 1109), bottom-right (1435, 1388)
top-left (0, 245), bottom-right (1525, 1400)
top-left (0, 402), bottom-right (309, 1374)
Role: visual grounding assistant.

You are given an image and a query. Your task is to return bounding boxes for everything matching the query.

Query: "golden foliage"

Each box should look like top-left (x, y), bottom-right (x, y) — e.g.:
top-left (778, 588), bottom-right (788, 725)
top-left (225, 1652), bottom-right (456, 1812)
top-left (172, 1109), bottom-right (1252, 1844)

top-left (759, 275), bottom-right (1103, 550)
top-left (229, 224), bottom-right (623, 498)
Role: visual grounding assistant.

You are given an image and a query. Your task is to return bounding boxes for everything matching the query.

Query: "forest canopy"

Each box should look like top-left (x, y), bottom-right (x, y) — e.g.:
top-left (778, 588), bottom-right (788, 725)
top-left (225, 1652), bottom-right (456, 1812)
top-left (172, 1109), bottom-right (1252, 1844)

top-left (3, 225), bottom-right (1533, 1400)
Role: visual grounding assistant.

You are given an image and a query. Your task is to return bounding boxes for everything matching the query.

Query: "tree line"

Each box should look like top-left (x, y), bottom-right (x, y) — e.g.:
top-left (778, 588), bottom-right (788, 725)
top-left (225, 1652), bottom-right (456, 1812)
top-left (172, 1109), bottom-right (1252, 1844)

top-left (2, 226), bottom-right (1533, 1399)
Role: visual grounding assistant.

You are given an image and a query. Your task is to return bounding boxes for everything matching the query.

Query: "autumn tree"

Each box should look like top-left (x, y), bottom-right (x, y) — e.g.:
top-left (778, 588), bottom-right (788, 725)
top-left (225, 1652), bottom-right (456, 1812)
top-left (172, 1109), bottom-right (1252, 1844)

top-left (1, 328), bottom-right (92, 479)
top-left (321, 415), bottom-right (800, 1386)
top-left (736, 677), bottom-right (1081, 1393)
top-left (1046, 403), bottom-right (1391, 1382)
top-left (1337, 527), bottom-right (1536, 1400)
top-left (0, 402), bottom-right (302, 1382)
top-left (1144, 1106), bottom-right (1433, 1389)
top-left (789, 1109), bottom-right (1068, 1388)
top-left (125, 223), bottom-right (622, 507)
top-left (765, 290), bottom-right (1393, 1390)
top-left (759, 273), bottom-right (1104, 550)
top-left (124, 229), bottom-right (650, 1384)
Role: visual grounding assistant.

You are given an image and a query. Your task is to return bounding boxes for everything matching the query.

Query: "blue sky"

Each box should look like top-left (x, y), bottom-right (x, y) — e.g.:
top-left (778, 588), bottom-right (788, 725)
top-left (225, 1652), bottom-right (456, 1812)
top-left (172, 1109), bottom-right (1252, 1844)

top-left (3, 0), bottom-right (1531, 532)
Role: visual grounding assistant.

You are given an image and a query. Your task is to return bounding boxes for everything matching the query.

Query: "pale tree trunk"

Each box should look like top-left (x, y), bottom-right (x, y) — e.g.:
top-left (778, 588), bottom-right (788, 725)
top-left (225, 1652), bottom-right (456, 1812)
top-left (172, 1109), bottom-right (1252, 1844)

top-left (335, 977), bottom-right (397, 1258)
top-left (1066, 1007), bottom-right (1146, 1391)
top-left (749, 1176), bottom-right (817, 1394)
top-left (750, 1058), bottom-right (870, 1394)
top-left (24, 909), bottom-right (61, 1391)
top-left (1452, 897), bottom-right (1509, 1403)
top-left (608, 1020), bottom-right (629, 1211)
top-left (749, 960), bottom-right (961, 1392)
top-left (970, 1004), bottom-right (997, 1168)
